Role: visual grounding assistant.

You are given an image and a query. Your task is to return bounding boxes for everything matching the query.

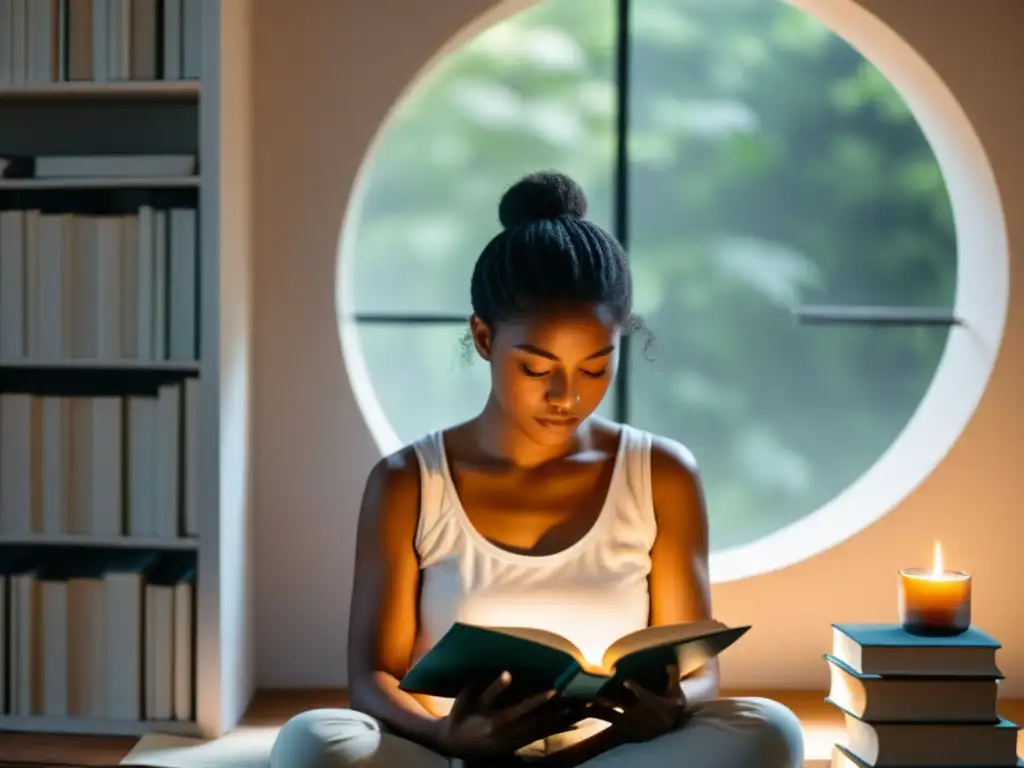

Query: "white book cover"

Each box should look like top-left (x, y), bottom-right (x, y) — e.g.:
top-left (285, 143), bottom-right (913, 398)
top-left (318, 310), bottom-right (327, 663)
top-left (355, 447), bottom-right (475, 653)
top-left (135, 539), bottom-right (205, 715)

top-left (91, 0), bottom-right (108, 82)
top-left (181, 0), bottom-right (201, 79)
top-left (183, 379), bottom-right (199, 536)
top-left (121, 213), bottom-right (140, 358)
top-left (162, 0), bottom-right (182, 80)
top-left (40, 396), bottom-right (73, 534)
top-left (169, 208), bottom-right (197, 361)
top-left (134, 207), bottom-right (155, 360)
top-left (71, 215), bottom-right (99, 359)
top-left (156, 384), bottom-right (181, 538)
top-left (154, 210), bottom-right (168, 360)
top-left (105, 570), bottom-right (144, 719)
top-left (0, 393), bottom-right (40, 535)
top-left (10, 0), bottom-right (26, 84)
top-left (66, 0), bottom-right (94, 81)
top-left (127, 395), bottom-right (158, 537)
top-left (25, 0), bottom-right (55, 84)
top-left (173, 576), bottom-right (194, 720)
top-left (41, 579), bottom-right (69, 716)
top-left (0, 573), bottom-right (5, 713)
top-left (104, 555), bottom-right (158, 720)
top-left (69, 397), bottom-right (92, 535)
top-left (34, 155), bottom-right (197, 179)
top-left (34, 214), bottom-right (72, 361)
top-left (95, 216), bottom-right (124, 360)
top-left (12, 571), bottom-right (42, 715)
top-left (22, 209), bottom-right (40, 356)
top-left (67, 574), bottom-right (107, 718)
top-left (145, 584), bottom-right (174, 720)
top-left (129, 0), bottom-right (158, 81)
top-left (106, 0), bottom-right (129, 80)
top-left (0, 210), bottom-right (25, 360)
top-left (0, 1), bottom-right (14, 86)
top-left (89, 397), bottom-right (123, 536)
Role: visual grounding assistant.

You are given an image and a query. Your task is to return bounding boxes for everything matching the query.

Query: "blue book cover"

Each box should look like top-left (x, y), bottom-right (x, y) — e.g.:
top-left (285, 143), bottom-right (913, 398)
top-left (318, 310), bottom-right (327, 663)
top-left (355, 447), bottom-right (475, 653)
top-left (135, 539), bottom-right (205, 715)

top-left (824, 652), bottom-right (1004, 681)
top-left (834, 742), bottom-right (1024, 767)
top-left (833, 623), bottom-right (1001, 649)
top-left (828, 694), bottom-right (1018, 729)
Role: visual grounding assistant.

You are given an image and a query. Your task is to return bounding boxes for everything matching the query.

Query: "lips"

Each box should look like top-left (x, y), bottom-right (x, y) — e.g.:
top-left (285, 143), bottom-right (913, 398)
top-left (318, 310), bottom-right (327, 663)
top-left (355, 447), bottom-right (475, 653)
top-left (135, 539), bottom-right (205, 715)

top-left (536, 416), bottom-right (579, 428)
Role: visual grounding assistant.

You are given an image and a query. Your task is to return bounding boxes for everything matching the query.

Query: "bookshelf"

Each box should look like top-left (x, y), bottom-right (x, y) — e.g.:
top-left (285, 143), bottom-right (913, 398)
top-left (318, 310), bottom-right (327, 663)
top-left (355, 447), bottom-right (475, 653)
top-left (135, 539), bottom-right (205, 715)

top-left (0, 0), bottom-right (253, 741)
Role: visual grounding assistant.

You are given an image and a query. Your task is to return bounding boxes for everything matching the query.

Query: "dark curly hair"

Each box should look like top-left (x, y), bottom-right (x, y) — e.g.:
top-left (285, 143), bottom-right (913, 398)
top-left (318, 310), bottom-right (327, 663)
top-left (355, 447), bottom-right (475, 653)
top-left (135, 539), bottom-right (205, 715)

top-left (464, 170), bottom-right (651, 355)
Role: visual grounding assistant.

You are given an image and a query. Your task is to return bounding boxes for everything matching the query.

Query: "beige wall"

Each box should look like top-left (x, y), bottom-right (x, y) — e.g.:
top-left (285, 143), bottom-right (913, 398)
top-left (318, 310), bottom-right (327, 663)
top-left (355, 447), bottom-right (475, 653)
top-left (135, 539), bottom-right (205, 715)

top-left (251, 0), bottom-right (1024, 692)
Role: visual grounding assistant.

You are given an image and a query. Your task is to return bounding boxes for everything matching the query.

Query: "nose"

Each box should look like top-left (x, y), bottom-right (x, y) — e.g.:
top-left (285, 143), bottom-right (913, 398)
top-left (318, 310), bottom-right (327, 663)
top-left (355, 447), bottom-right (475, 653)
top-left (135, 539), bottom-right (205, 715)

top-left (545, 370), bottom-right (580, 412)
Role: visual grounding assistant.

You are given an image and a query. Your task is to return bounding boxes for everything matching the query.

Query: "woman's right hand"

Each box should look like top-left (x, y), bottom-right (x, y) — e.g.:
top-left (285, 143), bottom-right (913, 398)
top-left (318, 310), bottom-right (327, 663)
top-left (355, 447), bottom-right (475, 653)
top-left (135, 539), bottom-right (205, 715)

top-left (435, 671), bottom-right (585, 760)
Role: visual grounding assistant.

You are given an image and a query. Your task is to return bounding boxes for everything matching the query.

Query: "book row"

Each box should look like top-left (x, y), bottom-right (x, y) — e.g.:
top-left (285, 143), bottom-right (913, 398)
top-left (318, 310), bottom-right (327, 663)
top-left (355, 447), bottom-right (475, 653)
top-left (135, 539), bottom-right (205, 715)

top-left (0, 384), bottom-right (199, 539)
top-left (0, 0), bottom-right (202, 86)
top-left (826, 623), bottom-right (1020, 767)
top-left (0, 206), bottom-right (198, 363)
top-left (0, 549), bottom-right (195, 721)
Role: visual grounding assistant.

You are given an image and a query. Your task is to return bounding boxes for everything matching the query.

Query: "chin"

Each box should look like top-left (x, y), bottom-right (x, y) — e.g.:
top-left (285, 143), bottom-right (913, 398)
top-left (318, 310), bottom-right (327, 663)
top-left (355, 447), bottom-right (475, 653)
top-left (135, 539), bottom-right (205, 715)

top-left (519, 418), bottom-right (581, 447)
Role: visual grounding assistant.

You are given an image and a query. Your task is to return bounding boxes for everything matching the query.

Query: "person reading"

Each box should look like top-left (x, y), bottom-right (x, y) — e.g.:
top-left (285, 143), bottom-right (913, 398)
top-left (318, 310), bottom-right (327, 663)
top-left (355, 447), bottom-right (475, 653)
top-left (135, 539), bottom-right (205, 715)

top-left (270, 172), bottom-right (803, 767)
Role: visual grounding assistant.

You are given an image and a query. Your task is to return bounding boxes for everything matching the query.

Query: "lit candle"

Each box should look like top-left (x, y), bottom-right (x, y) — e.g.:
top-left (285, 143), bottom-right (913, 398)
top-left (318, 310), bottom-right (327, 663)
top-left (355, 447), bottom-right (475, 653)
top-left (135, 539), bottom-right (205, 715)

top-left (898, 542), bottom-right (971, 636)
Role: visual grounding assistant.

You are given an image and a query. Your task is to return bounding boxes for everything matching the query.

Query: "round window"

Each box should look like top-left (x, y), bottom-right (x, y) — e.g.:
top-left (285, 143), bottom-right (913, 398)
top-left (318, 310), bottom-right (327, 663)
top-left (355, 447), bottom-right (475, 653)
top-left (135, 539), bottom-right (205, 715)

top-left (338, 0), bottom-right (967, 570)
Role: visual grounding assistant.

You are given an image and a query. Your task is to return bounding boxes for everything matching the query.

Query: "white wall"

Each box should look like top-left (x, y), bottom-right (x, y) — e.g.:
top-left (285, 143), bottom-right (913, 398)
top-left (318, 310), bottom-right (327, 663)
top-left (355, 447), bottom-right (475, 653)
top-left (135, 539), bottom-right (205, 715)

top-left (251, 0), bottom-right (1024, 692)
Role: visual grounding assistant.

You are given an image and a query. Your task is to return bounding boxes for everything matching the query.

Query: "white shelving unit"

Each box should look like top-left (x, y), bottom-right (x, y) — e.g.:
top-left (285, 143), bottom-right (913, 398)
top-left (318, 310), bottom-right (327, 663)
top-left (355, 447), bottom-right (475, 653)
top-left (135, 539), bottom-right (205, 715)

top-left (0, 81), bottom-right (201, 100)
top-left (0, 360), bottom-right (201, 372)
top-left (0, 0), bottom-right (254, 740)
top-left (0, 176), bottom-right (201, 189)
top-left (0, 534), bottom-right (200, 551)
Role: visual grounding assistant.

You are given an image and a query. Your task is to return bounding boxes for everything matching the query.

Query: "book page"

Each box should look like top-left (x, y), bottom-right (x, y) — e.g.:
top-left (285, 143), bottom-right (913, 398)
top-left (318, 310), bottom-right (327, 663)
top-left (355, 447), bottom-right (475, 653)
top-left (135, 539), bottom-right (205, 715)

top-left (487, 626), bottom-right (593, 670)
top-left (602, 619), bottom-right (732, 669)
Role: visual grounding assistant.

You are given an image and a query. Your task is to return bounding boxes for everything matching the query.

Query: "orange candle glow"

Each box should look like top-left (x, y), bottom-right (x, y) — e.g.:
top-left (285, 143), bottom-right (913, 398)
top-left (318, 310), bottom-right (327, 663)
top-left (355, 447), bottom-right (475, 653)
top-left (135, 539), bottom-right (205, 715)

top-left (898, 542), bottom-right (971, 636)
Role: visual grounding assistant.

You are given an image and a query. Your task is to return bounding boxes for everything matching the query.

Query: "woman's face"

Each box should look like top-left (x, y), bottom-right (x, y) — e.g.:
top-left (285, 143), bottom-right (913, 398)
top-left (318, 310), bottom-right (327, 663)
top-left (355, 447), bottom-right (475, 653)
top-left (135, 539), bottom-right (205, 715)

top-left (472, 303), bottom-right (621, 446)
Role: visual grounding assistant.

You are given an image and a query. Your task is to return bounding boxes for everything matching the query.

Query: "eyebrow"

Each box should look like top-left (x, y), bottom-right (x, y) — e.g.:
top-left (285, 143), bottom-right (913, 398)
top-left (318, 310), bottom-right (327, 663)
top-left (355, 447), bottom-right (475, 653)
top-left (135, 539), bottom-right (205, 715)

top-left (513, 344), bottom-right (615, 362)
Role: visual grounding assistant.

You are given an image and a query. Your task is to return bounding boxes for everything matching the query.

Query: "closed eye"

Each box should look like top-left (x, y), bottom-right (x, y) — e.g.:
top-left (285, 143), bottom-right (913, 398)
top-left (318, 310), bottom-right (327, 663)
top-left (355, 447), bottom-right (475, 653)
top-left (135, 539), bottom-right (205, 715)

top-left (582, 368), bottom-right (607, 379)
top-left (521, 364), bottom-right (549, 378)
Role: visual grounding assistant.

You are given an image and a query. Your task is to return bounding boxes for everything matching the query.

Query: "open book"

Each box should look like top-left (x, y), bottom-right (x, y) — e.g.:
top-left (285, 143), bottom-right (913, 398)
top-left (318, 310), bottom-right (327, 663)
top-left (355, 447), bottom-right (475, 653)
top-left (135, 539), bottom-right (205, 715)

top-left (399, 619), bottom-right (750, 700)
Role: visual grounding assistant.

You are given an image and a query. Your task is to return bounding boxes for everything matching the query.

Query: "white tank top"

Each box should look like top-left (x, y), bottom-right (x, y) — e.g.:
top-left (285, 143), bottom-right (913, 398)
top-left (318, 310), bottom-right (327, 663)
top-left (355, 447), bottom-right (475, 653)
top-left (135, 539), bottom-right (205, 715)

top-left (409, 424), bottom-right (658, 711)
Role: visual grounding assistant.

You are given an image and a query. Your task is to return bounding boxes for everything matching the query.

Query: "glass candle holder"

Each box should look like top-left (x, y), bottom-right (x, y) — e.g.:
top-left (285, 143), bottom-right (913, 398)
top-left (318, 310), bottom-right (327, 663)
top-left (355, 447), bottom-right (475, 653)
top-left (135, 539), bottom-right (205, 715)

top-left (898, 567), bottom-right (971, 636)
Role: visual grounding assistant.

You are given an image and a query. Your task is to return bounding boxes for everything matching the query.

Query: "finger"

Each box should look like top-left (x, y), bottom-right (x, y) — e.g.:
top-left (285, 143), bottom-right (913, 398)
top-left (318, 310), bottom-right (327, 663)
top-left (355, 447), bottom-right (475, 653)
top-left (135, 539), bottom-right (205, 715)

top-left (448, 680), bottom-right (480, 722)
top-left (492, 687), bottom-right (557, 730)
top-left (589, 697), bottom-right (625, 724)
top-left (664, 663), bottom-right (681, 694)
top-left (477, 670), bottom-right (512, 711)
top-left (624, 680), bottom-right (673, 712)
top-left (503, 703), bottom-right (585, 746)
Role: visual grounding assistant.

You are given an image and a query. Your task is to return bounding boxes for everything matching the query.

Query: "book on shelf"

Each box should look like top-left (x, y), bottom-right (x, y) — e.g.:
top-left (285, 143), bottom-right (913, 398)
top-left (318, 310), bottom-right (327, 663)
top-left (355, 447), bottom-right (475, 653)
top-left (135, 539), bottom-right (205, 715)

top-left (0, 548), bottom-right (196, 722)
top-left (0, 206), bottom-right (198, 364)
top-left (399, 619), bottom-right (749, 701)
top-left (0, 0), bottom-right (202, 87)
top-left (1, 154), bottom-right (198, 180)
top-left (0, 384), bottom-right (201, 539)
top-left (824, 623), bottom-right (1019, 768)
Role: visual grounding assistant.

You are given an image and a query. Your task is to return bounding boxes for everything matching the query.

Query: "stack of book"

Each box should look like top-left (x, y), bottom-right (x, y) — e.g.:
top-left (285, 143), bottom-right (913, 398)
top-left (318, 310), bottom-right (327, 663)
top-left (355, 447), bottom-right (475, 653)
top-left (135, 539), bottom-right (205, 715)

top-left (824, 623), bottom-right (1021, 767)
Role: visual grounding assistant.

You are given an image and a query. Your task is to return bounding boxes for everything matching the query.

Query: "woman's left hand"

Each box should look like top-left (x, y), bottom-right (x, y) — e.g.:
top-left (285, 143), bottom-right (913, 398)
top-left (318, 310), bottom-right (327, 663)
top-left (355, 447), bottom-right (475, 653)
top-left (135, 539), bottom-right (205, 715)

top-left (589, 663), bottom-right (687, 743)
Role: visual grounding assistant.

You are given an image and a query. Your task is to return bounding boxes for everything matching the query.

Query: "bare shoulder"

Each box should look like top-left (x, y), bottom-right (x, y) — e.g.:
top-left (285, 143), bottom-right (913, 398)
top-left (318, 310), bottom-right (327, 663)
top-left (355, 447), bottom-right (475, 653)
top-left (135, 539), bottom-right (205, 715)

top-left (364, 445), bottom-right (421, 500)
top-left (357, 445), bottom-right (422, 541)
top-left (647, 434), bottom-right (708, 545)
top-left (649, 434), bottom-right (701, 493)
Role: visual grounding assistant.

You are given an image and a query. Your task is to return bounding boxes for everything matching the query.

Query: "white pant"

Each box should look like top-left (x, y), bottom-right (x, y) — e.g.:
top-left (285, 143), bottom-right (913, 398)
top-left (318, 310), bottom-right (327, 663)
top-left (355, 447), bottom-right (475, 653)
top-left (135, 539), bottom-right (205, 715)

top-left (269, 697), bottom-right (804, 768)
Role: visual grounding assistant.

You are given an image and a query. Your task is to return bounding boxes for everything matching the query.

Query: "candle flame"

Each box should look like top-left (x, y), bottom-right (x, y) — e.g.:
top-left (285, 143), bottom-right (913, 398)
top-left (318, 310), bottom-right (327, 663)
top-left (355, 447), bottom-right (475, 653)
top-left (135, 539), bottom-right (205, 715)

top-left (932, 541), bottom-right (943, 576)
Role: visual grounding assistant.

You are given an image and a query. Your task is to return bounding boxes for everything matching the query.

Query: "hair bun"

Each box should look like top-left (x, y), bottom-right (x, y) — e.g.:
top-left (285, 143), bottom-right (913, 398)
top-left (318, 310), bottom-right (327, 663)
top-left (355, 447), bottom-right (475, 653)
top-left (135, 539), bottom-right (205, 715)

top-left (498, 171), bottom-right (588, 230)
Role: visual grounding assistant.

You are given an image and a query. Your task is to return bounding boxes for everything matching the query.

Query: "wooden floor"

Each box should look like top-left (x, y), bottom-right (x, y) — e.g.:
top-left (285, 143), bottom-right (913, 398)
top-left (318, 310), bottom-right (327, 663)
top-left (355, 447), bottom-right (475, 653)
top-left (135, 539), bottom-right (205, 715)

top-left (2, 690), bottom-right (1023, 766)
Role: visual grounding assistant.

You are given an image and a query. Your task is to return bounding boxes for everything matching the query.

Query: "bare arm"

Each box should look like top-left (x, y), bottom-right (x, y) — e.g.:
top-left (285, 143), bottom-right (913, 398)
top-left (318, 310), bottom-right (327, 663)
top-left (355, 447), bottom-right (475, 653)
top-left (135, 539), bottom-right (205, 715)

top-left (347, 450), bottom-right (445, 749)
top-left (647, 436), bottom-right (719, 706)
